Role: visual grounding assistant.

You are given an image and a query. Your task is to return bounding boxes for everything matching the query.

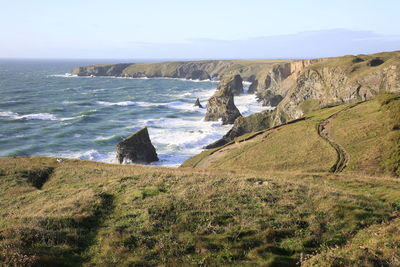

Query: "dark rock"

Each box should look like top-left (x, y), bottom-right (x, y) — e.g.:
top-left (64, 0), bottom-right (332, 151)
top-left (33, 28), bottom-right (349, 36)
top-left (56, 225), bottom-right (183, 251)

top-left (186, 70), bottom-right (210, 80)
top-left (116, 127), bottom-right (159, 164)
top-left (204, 110), bottom-right (275, 149)
top-left (368, 58), bottom-right (384, 67)
top-left (248, 80), bottom-right (258, 94)
top-left (194, 98), bottom-right (203, 108)
top-left (231, 74), bottom-right (244, 95)
top-left (204, 75), bottom-right (242, 125)
top-left (352, 57), bottom-right (364, 63)
top-left (257, 90), bottom-right (284, 106)
top-left (247, 74), bottom-right (256, 83)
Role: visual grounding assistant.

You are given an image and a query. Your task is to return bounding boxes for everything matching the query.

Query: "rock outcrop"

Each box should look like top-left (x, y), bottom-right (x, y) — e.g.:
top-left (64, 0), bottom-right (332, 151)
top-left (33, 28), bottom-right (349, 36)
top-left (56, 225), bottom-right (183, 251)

top-left (204, 75), bottom-right (242, 125)
top-left (204, 110), bottom-right (275, 148)
top-left (230, 74), bottom-right (244, 95)
top-left (71, 60), bottom-right (293, 82)
top-left (71, 51), bottom-right (400, 151)
top-left (72, 63), bottom-right (131, 77)
top-left (273, 54), bottom-right (400, 125)
top-left (205, 51), bottom-right (400, 149)
top-left (194, 98), bottom-right (203, 108)
top-left (116, 127), bottom-right (159, 164)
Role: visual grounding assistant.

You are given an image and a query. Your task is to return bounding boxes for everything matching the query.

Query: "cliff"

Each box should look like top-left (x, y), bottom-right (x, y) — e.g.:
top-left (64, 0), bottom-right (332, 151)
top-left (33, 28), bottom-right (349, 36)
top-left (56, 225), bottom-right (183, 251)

top-left (72, 51), bottom-right (400, 148)
top-left (272, 52), bottom-right (400, 125)
top-left (204, 75), bottom-right (242, 124)
top-left (208, 51), bottom-right (400, 145)
top-left (71, 59), bottom-right (292, 82)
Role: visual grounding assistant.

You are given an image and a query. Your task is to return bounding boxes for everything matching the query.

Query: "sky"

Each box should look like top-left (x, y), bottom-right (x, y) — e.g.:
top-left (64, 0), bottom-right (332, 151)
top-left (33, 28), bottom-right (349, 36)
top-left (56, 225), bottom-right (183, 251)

top-left (0, 0), bottom-right (399, 59)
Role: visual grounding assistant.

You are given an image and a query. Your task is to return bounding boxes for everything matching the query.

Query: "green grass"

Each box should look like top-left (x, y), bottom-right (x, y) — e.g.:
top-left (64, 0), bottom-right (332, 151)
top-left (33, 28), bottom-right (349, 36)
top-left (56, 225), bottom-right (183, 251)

top-left (1, 157), bottom-right (399, 266)
top-left (329, 93), bottom-right (400, 176)
top-left (183, 96), bottom-right (400, 177)
top-left (308, 51), bottom-right (400, 81)
top-left (182, 104), bottom-right (347, 172)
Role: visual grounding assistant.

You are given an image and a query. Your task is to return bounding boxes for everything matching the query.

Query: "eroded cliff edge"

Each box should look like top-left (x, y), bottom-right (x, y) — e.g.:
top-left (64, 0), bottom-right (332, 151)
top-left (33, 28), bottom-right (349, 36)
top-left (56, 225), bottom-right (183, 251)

top-left (72, 51), bottom-right (400, 147)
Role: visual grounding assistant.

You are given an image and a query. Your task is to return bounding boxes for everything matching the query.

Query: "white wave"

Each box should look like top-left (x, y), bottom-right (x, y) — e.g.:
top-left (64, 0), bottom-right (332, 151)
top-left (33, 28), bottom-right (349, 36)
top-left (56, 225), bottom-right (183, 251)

top-left (0, 111), bottom-right (19, 118)
top-left (0, 110), bottom-right (87, 122)
top-left (243, 81), bottom-right (251, 94)
top-left (235, 93), bottom-right (274, 116)
top-left (59, 149), bottom-right (117, 163)
top-left (20, 113), bottom-right (58, 120)
top-left (96, 99), bottom-right (207, 111)
top-left (164, 101), bottom-right (207, 112)
top-left (91, 88), bottom-right (106, 92)
top-left (49, 73), bottom-right (78, 78)
top-left (59, 115), bottom-right (85, 121)
top-left (0, 111), bottom-right (58, 121)
top-left (128, 117), bottom-right (231, 159)
top-left (96, 101), bottom-right (138, 106)
top-left (145, 77), bottom-right (217, 83)
top-left (179, 88), bottom-right (216, 100)
top-left (62, 100), bottom-right (76, 105)
top-left (95, 135), bottom-right (118, 141)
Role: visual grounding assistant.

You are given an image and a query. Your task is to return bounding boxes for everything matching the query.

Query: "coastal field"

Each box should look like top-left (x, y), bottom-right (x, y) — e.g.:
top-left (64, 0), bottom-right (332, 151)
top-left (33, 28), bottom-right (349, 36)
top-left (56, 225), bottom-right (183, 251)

top-left (1, 157), bottom-right (399, 266)
top-left (182, 94), bottom-right (400, 177)
top-left (1, 94), bottom-right (399, 266)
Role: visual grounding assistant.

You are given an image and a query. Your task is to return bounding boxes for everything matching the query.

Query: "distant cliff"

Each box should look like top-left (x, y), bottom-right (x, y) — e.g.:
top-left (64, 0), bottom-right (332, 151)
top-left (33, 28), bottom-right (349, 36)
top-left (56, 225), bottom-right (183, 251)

top-left (71, 59), bottom-right (292, 82)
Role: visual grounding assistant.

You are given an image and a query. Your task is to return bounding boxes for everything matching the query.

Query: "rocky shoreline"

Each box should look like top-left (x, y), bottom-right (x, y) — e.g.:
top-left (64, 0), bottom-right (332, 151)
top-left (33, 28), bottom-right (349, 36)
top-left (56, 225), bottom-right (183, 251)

top-left (73, 51), bottom-right (400, 156)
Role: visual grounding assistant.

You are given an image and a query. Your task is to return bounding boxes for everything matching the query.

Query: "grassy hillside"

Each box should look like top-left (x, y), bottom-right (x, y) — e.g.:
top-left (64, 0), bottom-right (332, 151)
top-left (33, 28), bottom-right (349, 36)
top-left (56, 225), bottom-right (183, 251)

top-left (329, 94), bottom-right (400, 175)
top-left (1, 157), bottom-right (400, 266)
top-left (1, 90), bottom-right (399, 266)
top-left (182, 94), bottom-right (400, 177)
top-left (307, 51), bottom-right (400, 81)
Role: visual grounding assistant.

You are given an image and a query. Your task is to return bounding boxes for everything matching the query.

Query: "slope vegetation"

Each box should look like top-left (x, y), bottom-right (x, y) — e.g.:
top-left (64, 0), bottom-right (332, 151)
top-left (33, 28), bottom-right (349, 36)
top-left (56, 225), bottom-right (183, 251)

top-left (1, 157), bottom-right (400, 266)
top-left (182, 94), bottom-right (400, 178)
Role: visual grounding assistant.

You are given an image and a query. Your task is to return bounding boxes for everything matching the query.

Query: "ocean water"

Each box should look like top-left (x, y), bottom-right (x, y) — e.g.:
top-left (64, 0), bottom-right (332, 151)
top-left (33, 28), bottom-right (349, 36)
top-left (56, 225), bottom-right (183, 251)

top-left (0, 60), bottom-right (272, 167)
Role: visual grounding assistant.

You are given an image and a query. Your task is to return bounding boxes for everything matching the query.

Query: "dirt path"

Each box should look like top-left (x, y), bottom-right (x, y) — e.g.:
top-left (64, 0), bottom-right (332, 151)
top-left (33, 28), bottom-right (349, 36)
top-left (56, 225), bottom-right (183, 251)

top-left (317, 102), bottom-right (361, 173)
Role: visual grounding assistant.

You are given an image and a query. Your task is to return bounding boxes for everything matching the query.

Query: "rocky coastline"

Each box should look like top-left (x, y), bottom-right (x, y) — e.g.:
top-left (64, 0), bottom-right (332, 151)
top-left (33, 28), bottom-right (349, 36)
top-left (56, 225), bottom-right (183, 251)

top-left (73, 51), bottom-right (400, 152)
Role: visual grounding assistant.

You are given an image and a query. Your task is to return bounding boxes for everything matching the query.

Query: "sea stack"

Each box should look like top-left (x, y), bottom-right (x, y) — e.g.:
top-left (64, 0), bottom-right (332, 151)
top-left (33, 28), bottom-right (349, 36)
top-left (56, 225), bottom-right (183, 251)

top-left (204, 75), bottom-right (242, 125)
top-left (194, 98), bottom-right (203, 108)
top-left (116, 127), bottom-right (159, 164)
top-left (230, 74), bottom-right (244, 95)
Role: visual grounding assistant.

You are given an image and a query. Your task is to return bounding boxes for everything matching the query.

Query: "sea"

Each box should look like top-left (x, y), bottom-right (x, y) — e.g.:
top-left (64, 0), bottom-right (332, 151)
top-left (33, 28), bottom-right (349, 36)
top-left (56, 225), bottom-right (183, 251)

top-left (0, 59), bottom-right (271, 167)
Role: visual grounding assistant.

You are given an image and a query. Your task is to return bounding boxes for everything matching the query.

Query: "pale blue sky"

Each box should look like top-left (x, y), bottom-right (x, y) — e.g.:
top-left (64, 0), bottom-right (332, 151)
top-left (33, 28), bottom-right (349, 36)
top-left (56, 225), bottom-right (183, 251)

top-left (1, 0), bottom-right (399, 59)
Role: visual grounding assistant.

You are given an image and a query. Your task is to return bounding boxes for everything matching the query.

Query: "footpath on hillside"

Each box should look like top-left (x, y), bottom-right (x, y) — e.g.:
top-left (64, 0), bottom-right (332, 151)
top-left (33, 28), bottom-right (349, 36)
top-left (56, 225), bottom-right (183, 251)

top-left (317, 102), bottom-right (361, 172)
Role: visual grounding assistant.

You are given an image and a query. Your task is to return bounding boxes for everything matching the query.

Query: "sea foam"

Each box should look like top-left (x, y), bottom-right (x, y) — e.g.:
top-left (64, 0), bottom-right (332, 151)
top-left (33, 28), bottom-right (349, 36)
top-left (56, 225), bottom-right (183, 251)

top-left (0, 111), bottom-right (58, 121)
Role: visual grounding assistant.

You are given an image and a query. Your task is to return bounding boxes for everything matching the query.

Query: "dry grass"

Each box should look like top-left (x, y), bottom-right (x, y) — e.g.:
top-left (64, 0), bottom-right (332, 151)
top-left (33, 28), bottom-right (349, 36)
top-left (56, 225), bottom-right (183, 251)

top-left (302, 218), bottom-right (400, 266)
top-left (1, 157), bottom-right (399, 266)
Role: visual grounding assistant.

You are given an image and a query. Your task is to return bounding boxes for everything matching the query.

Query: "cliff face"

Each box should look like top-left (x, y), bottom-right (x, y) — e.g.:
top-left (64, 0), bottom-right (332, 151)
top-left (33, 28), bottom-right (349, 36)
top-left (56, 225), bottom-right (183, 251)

top-left (71, 52), bottom-right (400, 149)
top-left (249, 60), bottom-right (322, 106)
top-left (204, 75), bottom-right (242, 125)
top-left (273, 53), bottom-right (400, 124)
top-left (206, 52), bottom-right (400, 147)
top-left (71, 59), bottom-right (292, 81)
top-left (72, 63), bottom-right (132, 76)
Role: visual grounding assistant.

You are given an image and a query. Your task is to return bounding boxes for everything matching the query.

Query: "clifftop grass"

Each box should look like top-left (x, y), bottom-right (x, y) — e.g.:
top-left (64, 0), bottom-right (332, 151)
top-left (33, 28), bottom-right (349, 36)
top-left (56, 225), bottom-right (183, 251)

top-left (183, 96), bottom-right (400, 177)
top-left (1, 157), bottom-right (399, 266)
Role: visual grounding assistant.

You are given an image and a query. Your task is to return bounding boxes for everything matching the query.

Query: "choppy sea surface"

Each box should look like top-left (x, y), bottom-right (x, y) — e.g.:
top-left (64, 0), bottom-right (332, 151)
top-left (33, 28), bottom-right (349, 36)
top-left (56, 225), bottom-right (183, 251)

top-left (0, 60), bottom-right (271, 167)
